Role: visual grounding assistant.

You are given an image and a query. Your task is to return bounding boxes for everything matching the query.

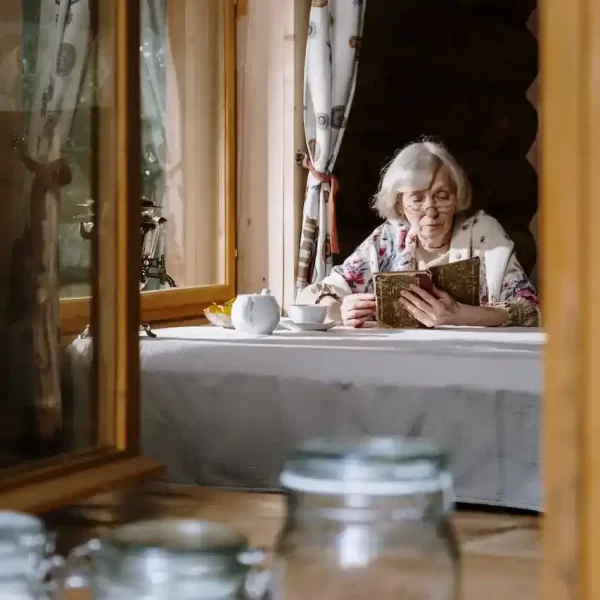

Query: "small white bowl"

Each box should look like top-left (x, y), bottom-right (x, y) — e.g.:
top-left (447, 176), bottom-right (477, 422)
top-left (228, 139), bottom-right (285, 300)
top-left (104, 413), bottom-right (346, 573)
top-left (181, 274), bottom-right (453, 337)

top-left (288, 304), bottom-right (328, 324)
top-left (204, 308), bottom-right (234, 329)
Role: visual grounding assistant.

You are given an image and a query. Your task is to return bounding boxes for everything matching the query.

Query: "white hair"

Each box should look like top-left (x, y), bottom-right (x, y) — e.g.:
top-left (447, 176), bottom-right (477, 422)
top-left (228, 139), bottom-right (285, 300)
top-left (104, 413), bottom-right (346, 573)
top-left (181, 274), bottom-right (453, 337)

top-left (371, 141), bottom-right (472, 220)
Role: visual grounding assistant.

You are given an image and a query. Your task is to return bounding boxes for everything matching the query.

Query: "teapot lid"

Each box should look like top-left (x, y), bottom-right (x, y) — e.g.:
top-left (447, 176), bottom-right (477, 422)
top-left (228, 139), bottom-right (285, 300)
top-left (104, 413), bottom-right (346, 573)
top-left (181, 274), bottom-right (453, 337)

top-left (235, 288), bottom-right (276, 299)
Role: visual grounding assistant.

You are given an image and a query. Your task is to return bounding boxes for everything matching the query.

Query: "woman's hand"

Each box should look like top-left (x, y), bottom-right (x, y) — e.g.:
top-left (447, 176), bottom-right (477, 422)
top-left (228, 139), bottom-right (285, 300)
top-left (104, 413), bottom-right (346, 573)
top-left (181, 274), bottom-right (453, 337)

top-left (341, 293), bottom-right (376, 328)
top-left (399, 284), bottom-right (464, 328)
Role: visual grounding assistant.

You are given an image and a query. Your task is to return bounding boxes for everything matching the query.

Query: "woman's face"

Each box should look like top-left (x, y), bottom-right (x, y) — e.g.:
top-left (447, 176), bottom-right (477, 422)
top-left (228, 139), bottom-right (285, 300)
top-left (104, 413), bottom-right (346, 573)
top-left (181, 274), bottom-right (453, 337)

top-left (401, 167), bottom-right (457, 249)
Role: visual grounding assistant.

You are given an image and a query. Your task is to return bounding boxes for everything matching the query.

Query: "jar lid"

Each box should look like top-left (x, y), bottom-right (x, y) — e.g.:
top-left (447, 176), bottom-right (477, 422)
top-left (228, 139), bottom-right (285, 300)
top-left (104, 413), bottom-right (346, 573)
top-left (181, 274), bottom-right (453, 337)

top-left (0, 511), bottom-right (46, 550)
top-left (0, 511), bottom-right (43, 534)
top-left (109, 519), bottom-right (242, 549)
top-left (0, 512), bottom-right (47, 580)
top-left (280, 437), bottom-right (452, 497)
top-left (95, 520), bottom-right (260, 585)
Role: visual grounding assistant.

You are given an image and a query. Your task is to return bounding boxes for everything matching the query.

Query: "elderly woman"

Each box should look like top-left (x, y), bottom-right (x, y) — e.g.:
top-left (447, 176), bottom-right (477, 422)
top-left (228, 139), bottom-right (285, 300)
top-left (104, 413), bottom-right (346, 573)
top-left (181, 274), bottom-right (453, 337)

top-left (297, 141), bottom-right (540, 328)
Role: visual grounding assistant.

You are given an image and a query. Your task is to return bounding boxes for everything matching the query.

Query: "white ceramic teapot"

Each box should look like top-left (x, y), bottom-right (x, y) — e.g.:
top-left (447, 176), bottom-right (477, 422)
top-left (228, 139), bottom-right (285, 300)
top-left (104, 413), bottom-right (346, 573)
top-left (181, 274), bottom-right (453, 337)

top-left (231, 289), bottom-right (281, 335)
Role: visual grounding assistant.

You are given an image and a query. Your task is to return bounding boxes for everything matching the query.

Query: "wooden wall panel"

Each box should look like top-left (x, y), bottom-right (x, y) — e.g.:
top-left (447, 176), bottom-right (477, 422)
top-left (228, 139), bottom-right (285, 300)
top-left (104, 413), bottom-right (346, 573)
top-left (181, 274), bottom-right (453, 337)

top-left (235, 0), bottom-right (309, 309)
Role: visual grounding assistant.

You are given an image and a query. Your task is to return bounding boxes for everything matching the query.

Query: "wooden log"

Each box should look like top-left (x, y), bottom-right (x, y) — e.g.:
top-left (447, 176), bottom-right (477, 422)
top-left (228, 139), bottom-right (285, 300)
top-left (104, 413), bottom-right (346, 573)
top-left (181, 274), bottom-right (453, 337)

top-left (362, 0), bottom-right (536, 26)
top-left (348, 86), bottom-right (538, 155)
top-left (454, 0), bottom-right (537, 25)
top-left (360, 5), bottom-right (537, 92)
top-left (455, 154), bottom-right (538, 221)
top-left (499, 226), bottom-right (537, 277)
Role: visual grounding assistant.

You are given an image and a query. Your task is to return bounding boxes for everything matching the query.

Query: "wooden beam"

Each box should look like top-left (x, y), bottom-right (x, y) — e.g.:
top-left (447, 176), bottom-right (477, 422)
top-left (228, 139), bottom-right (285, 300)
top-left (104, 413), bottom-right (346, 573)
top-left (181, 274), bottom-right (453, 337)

top-left (542, 0), bottom-right (600, 598)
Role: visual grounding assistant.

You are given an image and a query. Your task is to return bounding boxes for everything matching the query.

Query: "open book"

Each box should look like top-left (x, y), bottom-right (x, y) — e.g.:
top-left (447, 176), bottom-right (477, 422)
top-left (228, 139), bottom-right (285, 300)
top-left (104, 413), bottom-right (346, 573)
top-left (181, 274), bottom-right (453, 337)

top-left (373, 257), bottom-right (480, 329)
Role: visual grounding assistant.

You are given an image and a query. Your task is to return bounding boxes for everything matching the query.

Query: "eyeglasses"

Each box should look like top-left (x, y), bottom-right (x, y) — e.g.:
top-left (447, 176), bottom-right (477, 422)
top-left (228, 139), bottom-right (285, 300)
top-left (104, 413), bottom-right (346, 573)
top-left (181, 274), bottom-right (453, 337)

top-left (401, 191), bottom-right (456, 213)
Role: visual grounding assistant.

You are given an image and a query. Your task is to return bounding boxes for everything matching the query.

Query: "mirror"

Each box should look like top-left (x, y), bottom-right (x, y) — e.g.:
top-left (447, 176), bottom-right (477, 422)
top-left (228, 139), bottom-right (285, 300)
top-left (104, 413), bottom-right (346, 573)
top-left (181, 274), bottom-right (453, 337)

top-left (0, 0), bottom-right (159, 513)
top-left (0, 0), bottom-right (99, 467)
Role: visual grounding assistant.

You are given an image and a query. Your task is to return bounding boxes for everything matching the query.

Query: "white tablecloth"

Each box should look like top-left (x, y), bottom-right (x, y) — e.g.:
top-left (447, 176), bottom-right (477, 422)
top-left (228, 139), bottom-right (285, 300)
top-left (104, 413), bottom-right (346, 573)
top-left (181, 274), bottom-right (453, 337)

top-left (68, 324), bottom-right (544, 510)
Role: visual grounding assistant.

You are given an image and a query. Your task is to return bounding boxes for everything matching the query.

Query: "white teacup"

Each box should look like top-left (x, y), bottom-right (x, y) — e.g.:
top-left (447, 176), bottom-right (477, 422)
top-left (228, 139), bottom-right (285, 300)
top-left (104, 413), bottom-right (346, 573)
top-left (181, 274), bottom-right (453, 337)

top-left (288, 304), bottom-right (328, 324)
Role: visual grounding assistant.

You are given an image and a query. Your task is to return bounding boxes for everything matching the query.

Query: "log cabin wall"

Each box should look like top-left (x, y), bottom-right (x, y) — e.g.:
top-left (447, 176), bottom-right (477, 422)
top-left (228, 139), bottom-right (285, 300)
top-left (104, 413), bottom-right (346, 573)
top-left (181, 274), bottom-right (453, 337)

top-left (334, 0), bottom-right (539, 277)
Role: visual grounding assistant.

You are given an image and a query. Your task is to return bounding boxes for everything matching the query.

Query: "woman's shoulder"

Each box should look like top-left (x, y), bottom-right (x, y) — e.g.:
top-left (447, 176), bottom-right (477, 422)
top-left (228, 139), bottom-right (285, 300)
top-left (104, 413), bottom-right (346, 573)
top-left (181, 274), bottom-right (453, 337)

top-left (362, 219), bottom-right (408, 243)
top-left (458, 210), bottom-right (514, 250)
top-left (381, 218), bottom-right (410, 236)
top-left (459, 210), bottom-right (508, 236)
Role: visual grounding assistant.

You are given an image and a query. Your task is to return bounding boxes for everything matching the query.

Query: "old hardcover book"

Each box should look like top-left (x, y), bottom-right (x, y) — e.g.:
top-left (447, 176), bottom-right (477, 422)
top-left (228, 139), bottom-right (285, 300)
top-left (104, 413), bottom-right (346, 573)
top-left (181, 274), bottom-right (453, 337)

top-left (373, 256), bottom-right (480, 329)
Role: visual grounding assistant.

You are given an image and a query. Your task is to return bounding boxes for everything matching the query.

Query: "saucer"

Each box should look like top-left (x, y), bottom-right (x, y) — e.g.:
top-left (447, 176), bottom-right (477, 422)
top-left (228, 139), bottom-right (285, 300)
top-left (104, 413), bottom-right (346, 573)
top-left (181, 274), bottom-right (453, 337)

top-left (280, 318), bottom-right (338, 332)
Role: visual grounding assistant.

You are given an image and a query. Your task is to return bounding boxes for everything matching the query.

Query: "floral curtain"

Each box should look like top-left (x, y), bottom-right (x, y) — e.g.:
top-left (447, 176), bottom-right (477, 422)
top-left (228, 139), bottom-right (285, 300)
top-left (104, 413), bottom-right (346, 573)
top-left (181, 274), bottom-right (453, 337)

top-left (12, 0), bottom-right (91, 439)
top-left (295, 0), bottom-right (366, 293)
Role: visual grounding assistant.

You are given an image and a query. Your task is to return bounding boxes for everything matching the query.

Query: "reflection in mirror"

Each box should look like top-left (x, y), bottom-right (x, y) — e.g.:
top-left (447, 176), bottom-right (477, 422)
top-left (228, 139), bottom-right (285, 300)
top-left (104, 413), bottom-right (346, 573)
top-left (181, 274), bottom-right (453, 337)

top-left (140, 0), bottom-right (227, 291)
top-left (47, 0), bottom-right (228, 301)
top-left (0, 0), bottom-right (106, 470)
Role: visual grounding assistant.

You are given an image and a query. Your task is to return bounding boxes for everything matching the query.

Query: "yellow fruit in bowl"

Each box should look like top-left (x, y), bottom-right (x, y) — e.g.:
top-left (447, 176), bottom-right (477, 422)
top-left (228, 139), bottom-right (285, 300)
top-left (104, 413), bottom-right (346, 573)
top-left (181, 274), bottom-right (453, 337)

top-left (204, 298), bottom-right (236, 328)
top-left (207, 298), bottom-right (235, 316)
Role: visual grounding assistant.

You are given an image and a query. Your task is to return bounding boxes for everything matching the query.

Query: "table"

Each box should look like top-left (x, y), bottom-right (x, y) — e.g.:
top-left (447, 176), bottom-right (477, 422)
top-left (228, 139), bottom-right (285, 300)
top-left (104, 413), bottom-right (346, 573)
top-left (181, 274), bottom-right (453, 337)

top-left (68, 324), bottom-right (544, 510)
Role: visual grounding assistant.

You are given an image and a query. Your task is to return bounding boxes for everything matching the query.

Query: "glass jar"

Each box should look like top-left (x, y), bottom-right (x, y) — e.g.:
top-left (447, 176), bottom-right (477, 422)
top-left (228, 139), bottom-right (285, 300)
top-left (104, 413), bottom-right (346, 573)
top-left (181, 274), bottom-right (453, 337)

top-left (271, 437), bottom-right (460, 599)
top-left (0, 511), bottom-right (63, 600)
top-left (65, 519), bottom-right (268, 600)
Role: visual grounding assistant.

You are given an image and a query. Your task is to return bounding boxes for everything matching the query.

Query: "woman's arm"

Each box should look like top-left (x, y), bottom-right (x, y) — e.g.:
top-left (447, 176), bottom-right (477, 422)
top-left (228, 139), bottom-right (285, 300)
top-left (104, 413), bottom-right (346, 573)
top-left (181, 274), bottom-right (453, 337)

top-left (315, 294), bottom-right (342, 322)
top-left (488, 254), bottom-right (540, 327)
top-left (295, 227), bottom-right (382, 305)
top-left (454, 253), bottom-right (539, 327)
top-left (455, 304), bottom-right (508, 327)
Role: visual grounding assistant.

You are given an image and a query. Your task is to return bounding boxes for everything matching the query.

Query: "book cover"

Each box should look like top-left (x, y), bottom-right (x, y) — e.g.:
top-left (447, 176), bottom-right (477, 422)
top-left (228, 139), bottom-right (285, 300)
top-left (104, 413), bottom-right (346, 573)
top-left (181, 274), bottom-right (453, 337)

top-left (373, 256), bottom-right (480, 329)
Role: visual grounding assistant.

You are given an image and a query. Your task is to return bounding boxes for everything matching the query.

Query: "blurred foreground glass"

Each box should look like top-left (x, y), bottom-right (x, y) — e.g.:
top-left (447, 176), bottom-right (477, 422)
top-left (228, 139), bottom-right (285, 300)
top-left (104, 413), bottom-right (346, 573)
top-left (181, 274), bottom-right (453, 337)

top-left (0, 511), bottom-right (63, 599)
top-left (272, 437), bottom-right (460, 599)
top-left (63, 519), bottom-right (267, 599)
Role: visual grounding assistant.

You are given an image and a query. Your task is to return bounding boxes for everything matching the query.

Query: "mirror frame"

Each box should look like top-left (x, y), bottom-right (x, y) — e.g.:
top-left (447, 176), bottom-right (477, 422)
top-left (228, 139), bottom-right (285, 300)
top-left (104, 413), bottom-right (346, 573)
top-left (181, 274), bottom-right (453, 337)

top-left (0, 0), bottom-right (162, 514)
top-left (59, 0), bottom-right (239, 334)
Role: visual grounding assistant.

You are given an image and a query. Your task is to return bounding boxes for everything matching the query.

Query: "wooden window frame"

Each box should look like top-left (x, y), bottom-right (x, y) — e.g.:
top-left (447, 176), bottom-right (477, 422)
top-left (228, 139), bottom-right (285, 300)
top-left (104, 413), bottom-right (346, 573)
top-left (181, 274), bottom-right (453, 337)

top-left (0, 0), bottom-right (162, 514)
top-left (60, 0), bottom-right (238, 335)
top-left (542, 0), bottom-right (600, 598)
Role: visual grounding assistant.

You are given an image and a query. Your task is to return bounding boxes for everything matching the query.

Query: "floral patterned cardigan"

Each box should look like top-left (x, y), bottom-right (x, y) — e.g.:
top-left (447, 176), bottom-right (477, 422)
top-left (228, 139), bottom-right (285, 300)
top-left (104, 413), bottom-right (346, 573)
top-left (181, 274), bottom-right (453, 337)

top-left (297, 210), bottom-right (540, 327)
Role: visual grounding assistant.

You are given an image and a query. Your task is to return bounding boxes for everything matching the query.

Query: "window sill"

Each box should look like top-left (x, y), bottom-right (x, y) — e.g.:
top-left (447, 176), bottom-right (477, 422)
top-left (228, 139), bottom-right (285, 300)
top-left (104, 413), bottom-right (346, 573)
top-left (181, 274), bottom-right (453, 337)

top-left (60, 283), bottom-right (234, 336)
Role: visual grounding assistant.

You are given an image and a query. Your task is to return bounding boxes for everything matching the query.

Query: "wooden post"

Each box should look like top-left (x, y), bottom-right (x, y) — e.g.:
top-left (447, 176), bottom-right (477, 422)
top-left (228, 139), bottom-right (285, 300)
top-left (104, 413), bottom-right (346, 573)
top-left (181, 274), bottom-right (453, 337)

top-left (542, 0), bottom-right (600, 598)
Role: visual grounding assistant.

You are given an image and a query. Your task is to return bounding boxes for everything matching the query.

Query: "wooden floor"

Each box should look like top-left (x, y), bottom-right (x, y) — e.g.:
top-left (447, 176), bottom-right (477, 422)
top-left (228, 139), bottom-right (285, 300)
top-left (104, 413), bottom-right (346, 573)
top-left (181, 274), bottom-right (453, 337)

top-left (53, 482), bottom-right (540, 599)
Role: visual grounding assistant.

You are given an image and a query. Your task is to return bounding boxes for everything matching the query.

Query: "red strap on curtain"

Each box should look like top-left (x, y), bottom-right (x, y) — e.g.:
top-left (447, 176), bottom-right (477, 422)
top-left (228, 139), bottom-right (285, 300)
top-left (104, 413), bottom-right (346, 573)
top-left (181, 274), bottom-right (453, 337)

top-left (14, 135), bottom-right (71, 188)
top-left (300, 154), bottom-right (340, 255)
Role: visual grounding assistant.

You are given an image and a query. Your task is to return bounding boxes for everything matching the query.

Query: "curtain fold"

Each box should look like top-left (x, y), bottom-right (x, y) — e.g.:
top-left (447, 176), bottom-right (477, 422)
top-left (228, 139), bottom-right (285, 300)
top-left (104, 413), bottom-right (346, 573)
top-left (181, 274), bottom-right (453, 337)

top-left (18, 0), bottom-right (90, 439)
top-left (295, 0), bottom-right (366, 293)
top-left (141, 0), bottom-right (167, 205)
